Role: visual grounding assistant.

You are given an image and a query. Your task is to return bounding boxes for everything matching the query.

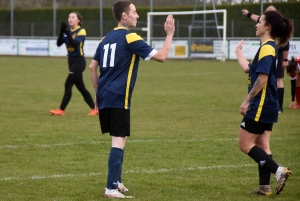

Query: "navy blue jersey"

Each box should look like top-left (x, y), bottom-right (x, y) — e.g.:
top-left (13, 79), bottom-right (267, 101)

top-left (246, 39), bottom-right (278, 123)
top-left (93, 27), bottom-right (154, 110)
top-left (62, 26), bottom-right (86, 57)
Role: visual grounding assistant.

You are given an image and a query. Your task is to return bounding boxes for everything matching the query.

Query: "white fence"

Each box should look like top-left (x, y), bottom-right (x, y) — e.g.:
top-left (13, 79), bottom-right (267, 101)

top-left (1, 38), bottom-right (300, 60)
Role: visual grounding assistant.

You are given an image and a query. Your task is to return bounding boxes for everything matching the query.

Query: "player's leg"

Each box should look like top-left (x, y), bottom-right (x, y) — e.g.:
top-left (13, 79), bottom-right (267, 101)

top-left (105, 137), bottom-right (126, 195)
top-left (295, 74), bottom-right (300, 108)
top-left (277, 78), bottom-right (284, 113)
top-left (71, 58), bottom-right (97, 115)
top-left (239, 117), bottom-right (292, 195)
top-left (101, 109), bottom-right (133, 198)
top-left (289, 78), bottom-right (296, 109)
top-left (250, 131), bottom-right (272, 195)
top-left (49, 72), bottom-right (75, 115)
top-left (276, 65), bottom-right (285, 113)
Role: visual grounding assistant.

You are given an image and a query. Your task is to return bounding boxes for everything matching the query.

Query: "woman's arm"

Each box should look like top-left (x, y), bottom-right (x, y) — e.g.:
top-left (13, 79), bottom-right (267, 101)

top-left (89, 59), bottom-right (99, 93)
top-left (65, 29), bottom-right (80, 48)
top-left (235, 40), bottom-right (250, 73)
top-left (239, 73), bottom-right (268, 115)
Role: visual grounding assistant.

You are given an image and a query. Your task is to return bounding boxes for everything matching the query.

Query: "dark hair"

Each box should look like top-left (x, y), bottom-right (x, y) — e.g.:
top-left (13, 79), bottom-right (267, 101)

top-left (112, 0), bottom-right (132, 22)
top-left (286, 57), bottom-right (297, 75)
top-left (263, 10), bottom-right (293, 47)
top-left (71, 11), bottom-right (83, 26)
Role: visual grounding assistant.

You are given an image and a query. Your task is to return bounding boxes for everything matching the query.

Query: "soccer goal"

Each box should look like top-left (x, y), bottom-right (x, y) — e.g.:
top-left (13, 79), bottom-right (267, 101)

top-left (146, 10), bottom-right (227, 61)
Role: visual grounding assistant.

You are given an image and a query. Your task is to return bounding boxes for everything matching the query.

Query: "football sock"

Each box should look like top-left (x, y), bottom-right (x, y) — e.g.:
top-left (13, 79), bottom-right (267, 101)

top-left (248, 146), bottom-right (279, 174)
top-left (296, 87), bottom-right (300, 105)
top-left (118, 149), bottom-right (124, 183)
top-left (277, 88), bottom-right (284, 111)
top-left (291, 80), bottom-right (296, 102)
top-left (106, 147), bottom-right (123, 189)
top-left (259, 155), bottom-right (272, 185)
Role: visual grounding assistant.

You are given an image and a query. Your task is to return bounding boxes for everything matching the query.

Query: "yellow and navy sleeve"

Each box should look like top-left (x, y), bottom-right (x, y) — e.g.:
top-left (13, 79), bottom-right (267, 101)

top-left (126, 33), bottom-right (153, 60)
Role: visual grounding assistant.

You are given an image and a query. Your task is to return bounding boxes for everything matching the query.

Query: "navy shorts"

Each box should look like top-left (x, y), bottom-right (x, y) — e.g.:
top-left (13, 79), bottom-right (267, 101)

top-left (99, 108), bottom-right (130, 137)
top-left (240, 117), bottom-right (273, 134)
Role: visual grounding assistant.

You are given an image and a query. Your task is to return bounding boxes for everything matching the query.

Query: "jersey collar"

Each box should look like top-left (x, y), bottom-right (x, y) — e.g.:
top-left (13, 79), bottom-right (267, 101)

top-left (114, 27), bottom-right (128, 30)
top-left (261, 39), bottom-right (275, 46)
top-left (71, 26), bottom-right (81, 32)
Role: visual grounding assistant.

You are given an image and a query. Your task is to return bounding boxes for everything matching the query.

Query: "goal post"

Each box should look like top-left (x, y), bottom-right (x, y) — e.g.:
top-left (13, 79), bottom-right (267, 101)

top-left (146, 10), bottom-right (227, 61)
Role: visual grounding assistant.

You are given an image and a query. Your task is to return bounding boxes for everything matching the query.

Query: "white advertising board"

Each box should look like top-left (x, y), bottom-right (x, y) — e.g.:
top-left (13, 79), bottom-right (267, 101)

top-left (288, 41), bottom-right (300, 58)
top-left (18, 39), bottom-right (48, 56)
top-left (1, 39), bottom-right (299, 60)
top-left (48, 39), bottom-right (67, 56)
top-left (152, 40), bottom-right (188, 58)
top-left (84, 40), bottom-right (100, 57)
top-left (229, 40), bottom-right (260, 60)
top-left (0, 39), bottom-right (17, 55)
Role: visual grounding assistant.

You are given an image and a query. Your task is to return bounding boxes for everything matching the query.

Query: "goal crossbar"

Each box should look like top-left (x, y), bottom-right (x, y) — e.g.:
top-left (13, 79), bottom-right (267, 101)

top-left (147, 10), bottom-right (227, 61)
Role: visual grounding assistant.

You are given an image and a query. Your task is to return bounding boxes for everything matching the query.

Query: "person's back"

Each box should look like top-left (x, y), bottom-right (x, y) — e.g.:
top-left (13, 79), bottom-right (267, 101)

top-left (96, 28), bottom-right (153, 110)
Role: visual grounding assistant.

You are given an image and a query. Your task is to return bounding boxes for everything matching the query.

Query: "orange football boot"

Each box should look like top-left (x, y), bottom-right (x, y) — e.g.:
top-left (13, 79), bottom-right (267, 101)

top-left (88, 108), bottom-right (99, 116)
top-left (49, 109), bottom-right (65, 116)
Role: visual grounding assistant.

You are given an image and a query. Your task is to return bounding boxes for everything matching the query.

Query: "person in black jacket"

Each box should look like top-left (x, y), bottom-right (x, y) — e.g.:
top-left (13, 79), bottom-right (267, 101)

top-left (50, 12), bottom-right (98, 116)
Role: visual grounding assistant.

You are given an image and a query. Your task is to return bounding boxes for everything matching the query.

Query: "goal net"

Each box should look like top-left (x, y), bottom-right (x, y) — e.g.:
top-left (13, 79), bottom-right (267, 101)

top-left (146, 10), bottom-right (227, 61)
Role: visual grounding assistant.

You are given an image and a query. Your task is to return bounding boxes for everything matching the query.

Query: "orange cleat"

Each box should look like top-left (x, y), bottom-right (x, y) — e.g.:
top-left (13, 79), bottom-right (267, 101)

top-left (289, 101), bottom-right (295, 109)
top-left (49, 109), bottom-right (65, 116)
top-left (294, 104), bottom-right (300, 109)
top-left (88, 108), bottom-right (99, 116)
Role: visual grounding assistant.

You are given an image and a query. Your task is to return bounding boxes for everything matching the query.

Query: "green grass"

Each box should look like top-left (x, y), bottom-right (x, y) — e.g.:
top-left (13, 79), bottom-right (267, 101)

top-left (0, 56), bottom-right (299, 201)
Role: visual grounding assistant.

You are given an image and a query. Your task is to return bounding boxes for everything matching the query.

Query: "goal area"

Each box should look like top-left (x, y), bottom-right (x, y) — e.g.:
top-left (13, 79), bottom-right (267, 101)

top-left (146, 10), bottom-right (227, 61)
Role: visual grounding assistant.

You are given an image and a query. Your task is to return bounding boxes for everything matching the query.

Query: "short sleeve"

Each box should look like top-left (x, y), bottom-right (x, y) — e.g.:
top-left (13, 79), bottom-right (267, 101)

top-left (125, 33), bottom-right (153, 60)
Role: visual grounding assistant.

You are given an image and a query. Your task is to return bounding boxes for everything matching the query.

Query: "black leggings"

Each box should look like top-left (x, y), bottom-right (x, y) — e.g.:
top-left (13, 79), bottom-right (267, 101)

top-left (59, 57), bottom-right (95, 110)
top-left (291, 79), bottom-right (296, 101)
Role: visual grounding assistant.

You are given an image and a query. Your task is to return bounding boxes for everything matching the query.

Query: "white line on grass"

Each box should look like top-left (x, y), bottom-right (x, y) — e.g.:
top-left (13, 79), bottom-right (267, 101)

top-left (1, 162), bottom-right (299, 182)
top-left (0, 137), bottom-right (296, 149)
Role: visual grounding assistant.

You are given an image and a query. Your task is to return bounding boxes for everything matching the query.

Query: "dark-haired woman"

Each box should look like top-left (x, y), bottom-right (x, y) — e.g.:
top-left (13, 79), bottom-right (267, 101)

top-left (50, 12), bottom-right (98, 116)
top-left (235, 10), bottom-right (293, 196)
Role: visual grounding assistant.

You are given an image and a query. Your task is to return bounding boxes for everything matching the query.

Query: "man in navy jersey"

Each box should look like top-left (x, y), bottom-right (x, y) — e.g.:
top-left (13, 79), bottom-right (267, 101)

top-left (89, 0), bottom-right (175, 198)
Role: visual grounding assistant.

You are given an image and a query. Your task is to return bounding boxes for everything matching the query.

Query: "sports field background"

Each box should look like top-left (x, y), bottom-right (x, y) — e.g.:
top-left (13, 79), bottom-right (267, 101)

top-left (0, 56), bottom-right (299, 200)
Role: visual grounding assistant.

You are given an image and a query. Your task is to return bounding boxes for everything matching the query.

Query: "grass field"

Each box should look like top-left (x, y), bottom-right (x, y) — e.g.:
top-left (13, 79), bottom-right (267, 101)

top-left (0, 56), bottom-right (299, 201)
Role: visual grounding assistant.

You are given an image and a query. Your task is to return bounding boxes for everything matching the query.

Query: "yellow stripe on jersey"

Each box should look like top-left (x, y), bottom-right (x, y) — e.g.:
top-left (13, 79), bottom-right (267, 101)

top-left (80, 42), bottom-right (83, 56)
top-left (126, 33), bottom-right (143, 44)
top-left (258, 44), bottom-right (275, 60)
top-left (255, 83), bottom-right (267, 122)
top-left (77, 29), bottom-right (86, 36)
top-left (124, 54), bottom-right (136, 109)
top-left (99, 37), bottom-right (105, 43)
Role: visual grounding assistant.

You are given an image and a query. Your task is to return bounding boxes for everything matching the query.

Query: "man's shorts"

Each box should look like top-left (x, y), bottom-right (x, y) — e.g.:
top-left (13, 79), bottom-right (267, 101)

top-left (99, 108), bottom-right (130, 137)
top-left (240, 117), bottom-right (273, 134)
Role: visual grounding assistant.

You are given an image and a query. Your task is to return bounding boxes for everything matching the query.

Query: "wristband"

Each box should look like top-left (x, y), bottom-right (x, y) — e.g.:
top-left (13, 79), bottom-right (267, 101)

top-left (246, 13), bottom-right (252, 18)
top-left (283, 58), bottom-right (288, 62)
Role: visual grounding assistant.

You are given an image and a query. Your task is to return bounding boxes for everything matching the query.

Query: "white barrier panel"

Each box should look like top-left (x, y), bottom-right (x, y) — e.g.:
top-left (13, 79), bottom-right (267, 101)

top-left (152, 40), bottom-right (188, 58)
top-left (289, 41), bottom-right (300, 58)
top-left (229, 40), bottom-right (260, 60)
top-left (0, 39), bottom-right (18, 55)
top-left (49, 40), bottom-right (67, 56)
top-left (18, 39), bottom-right (48, 56)
top-left (1, 38), bottom-right (299, 60)
top-left (84, 40), bottom-right (100, 57)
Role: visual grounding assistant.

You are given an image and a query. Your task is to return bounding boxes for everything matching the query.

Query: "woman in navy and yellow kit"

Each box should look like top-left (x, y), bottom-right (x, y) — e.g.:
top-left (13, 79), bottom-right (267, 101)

top-left (235, 11), bottom-right (293, 195)
top-left (50, 12), bottom-right (98, 116)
